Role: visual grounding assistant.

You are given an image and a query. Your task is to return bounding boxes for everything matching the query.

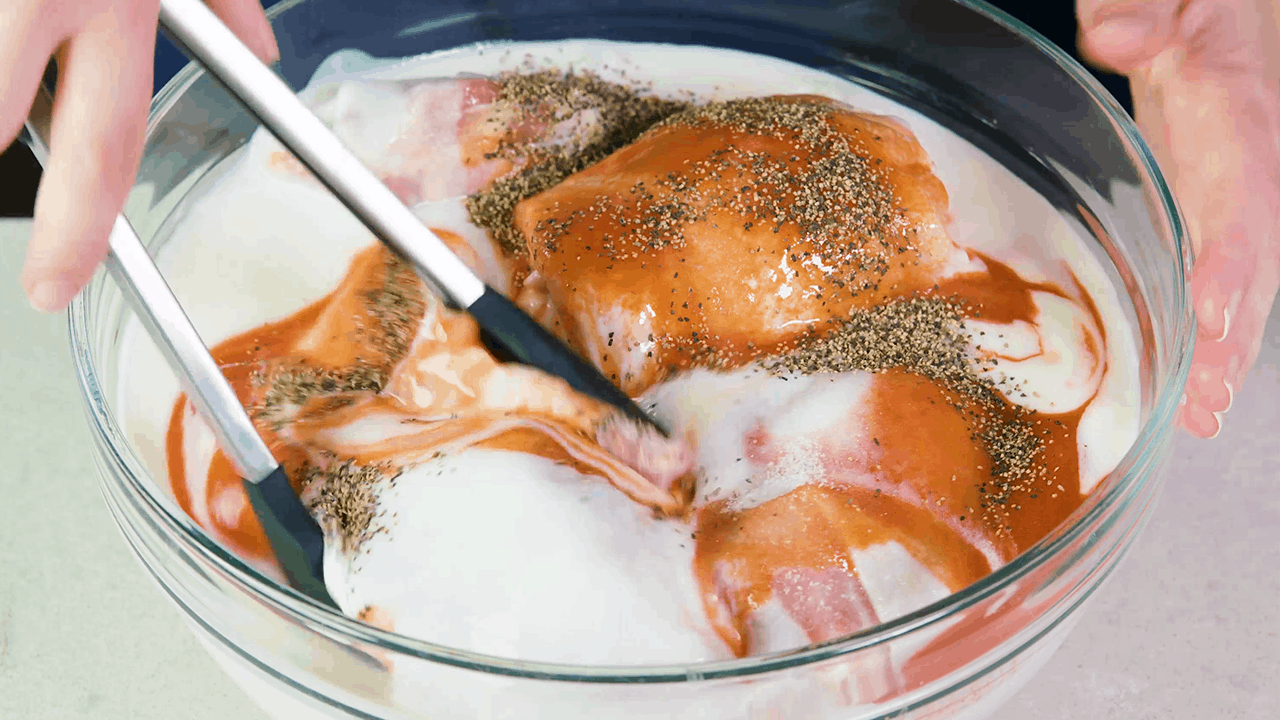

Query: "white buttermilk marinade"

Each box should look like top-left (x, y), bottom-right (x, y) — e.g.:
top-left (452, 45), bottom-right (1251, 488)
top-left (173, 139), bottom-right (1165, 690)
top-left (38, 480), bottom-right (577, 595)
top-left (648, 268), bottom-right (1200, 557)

top-left (117, 41), bottom-right (1140, 668)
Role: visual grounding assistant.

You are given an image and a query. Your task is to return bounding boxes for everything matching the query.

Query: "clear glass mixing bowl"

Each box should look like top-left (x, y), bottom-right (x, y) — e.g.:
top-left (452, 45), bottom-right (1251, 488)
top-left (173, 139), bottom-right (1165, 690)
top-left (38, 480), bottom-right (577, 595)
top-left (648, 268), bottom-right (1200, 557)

top-left (68, 0), bottom-right (1193, 718)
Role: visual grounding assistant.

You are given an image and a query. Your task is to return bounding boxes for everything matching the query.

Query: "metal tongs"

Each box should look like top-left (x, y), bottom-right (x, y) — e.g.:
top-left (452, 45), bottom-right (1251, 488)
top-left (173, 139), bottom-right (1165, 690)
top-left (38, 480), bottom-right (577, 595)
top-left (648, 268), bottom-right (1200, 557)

top-left (23, 0), bottom-right (664, 607)
top-left (23, 81), bottom-right (336, 606)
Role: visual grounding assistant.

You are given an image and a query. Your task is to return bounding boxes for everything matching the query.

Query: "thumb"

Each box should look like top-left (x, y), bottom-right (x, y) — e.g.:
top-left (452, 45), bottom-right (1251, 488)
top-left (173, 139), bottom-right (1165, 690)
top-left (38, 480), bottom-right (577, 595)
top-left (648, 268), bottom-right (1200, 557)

top-left (1077, 0), bottom-right (1181, 73)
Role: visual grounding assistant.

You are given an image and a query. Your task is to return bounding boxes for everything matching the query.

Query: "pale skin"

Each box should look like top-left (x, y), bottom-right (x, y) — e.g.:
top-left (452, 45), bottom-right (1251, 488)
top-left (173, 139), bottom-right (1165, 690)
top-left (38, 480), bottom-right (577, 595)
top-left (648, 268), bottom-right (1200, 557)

top-left (0, 0), bottom-right (278, 307)
top-left (1078, 0), bottom-right (1280, 438)
top-left (2, 0), bottom-right (1274, 439)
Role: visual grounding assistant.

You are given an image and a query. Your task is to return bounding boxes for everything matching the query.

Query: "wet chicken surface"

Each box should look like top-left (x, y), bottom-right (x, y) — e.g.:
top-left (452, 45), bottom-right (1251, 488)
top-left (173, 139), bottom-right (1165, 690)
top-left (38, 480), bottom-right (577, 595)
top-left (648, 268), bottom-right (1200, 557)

top-left (513, 95), bottom-right (961, 394)
top-left (166, 72), bottom-right (1109, 661)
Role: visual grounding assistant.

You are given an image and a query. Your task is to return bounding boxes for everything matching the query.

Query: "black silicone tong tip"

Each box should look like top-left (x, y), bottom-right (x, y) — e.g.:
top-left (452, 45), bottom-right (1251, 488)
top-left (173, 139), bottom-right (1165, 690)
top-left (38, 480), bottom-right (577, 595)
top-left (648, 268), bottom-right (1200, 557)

top-left (242, 467), bottom-right (337, 608)
top-left (468, 287), bottom-right (667, 435)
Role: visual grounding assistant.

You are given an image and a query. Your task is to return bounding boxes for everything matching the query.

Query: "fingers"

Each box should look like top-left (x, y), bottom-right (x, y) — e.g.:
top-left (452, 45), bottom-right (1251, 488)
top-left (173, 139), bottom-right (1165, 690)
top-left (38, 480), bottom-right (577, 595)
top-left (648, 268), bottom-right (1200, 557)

top-left (1175, 0), bottom-right (1267, 75)
top-left (207, 0), bottom-right (280, 64)
top-left (1112, 0), bottom-right (1280, 438)
top-left (1081, 0), bottom-right (1269, 76)
top-left (0, 0), bottom-right (61, 150)
top-left (16, 0), bottom-right (277, 311)
top-left (1076, 0), bottom-right (1182, 73)
top-left (1179, 244), bottom-right (1245, 440)
top-left (1178, 397), bottom-right (1222, 438)
top-left (1180, 240), bottom-right (1279, 439)
top-left (1178, 154), bottom-right (1280, 437)
top-left (22, 0), bottom-right (160, 312)
top-left (1189, 217), bottom-right (1252, 344)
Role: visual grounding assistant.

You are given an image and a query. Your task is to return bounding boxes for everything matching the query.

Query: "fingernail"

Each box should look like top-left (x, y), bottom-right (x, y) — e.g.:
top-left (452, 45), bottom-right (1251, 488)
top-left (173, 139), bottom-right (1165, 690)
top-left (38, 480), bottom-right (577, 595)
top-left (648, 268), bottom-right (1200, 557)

top-left (1197, 289), bottom-right (1239, 343)
top-left (26, 280), bottom-right (74, 313)
top-left (1219, 289), bottom-right (1241, 342)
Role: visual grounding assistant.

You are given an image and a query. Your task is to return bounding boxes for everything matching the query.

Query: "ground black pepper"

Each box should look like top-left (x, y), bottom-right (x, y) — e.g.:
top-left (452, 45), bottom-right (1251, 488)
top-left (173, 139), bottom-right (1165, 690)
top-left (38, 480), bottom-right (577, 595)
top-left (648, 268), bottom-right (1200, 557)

top-left (466, 70), bottom-right (690, 255)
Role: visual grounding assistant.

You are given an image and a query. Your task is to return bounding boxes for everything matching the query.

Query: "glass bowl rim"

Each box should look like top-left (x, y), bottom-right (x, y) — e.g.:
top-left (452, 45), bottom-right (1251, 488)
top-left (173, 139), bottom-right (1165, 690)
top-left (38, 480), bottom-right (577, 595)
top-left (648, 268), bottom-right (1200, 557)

top-left (68, 0), bottom-right (1194, 684)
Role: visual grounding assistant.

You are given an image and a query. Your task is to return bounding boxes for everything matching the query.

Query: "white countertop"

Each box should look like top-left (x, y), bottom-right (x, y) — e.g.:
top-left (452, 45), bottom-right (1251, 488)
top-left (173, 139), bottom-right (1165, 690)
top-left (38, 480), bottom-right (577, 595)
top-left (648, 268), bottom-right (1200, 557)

top-left (0, 217), bottom-right (1275, 719)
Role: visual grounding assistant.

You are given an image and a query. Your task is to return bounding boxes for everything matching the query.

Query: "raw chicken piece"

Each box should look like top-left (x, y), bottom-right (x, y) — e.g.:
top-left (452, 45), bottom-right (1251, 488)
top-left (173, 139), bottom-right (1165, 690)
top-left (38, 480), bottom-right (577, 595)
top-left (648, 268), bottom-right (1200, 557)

top-left (513, 95), bottom-right (970, 394)
top-left (246, 243), bottom-right (692, 518)
top-left (689, 370), bottom-right (1011, 658)
top-left (267, 75), bottom-right (590, 204)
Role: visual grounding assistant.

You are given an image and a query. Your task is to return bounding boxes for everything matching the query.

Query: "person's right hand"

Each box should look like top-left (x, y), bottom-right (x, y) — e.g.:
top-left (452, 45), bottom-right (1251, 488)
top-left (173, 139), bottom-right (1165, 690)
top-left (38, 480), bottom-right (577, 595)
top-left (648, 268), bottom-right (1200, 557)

top-left (1, 0), bottom-right (278, 313)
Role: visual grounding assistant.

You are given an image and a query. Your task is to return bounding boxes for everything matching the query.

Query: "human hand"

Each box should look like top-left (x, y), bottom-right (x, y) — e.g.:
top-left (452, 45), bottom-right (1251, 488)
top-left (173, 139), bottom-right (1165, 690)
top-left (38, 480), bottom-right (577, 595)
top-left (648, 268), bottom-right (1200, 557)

top-left (1, 0), bottom-right (278, 313)
top-left (1079, 0), bottom-right (1280, 438)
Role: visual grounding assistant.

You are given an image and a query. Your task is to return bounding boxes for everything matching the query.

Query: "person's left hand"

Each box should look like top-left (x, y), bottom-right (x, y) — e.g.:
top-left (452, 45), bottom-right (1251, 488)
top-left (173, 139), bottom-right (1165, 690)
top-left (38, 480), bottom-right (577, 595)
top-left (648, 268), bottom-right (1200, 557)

top-left (1079, 0), bottom-right (1280, 438)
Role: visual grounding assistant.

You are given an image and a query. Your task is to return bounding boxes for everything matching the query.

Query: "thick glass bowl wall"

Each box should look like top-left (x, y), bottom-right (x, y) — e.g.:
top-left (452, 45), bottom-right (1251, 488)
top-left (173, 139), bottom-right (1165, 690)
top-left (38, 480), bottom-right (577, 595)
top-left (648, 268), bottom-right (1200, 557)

top-left (71, 1), bottom-right (1192, 718)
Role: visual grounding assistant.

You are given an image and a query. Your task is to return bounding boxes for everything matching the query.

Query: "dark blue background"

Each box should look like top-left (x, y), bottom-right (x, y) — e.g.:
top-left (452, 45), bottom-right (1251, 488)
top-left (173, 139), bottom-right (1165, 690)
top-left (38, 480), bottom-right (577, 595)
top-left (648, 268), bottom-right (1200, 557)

top-left (2, 1), bottom-right (1128, 217)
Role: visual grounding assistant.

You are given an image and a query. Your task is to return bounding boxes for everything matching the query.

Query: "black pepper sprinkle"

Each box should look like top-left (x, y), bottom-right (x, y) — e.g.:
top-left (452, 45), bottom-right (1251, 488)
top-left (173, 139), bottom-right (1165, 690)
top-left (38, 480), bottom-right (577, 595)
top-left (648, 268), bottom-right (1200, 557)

top-left (466, 69), bottom-right (691, 255)
top-left (763, 296), bottom-right (1048, 507)
top-left (304, 460), bottom-right (401, 553)
top-left (248, 252), bottom-right (424, 431)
